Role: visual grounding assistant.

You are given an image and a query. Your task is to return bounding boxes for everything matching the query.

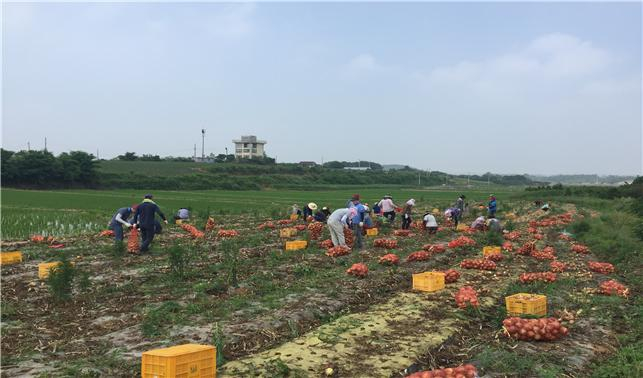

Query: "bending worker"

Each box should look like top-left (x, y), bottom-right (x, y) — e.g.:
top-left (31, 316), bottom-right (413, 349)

top-left (133, 194), bottom-right (168, 254)
top-left (108, 205), bottom-right (137, 242)
top-left (327, 207), bottom-right (356, 247)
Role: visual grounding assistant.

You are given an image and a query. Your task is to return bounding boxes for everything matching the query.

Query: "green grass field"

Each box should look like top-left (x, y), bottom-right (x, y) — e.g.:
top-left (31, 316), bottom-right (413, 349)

top-left (1, 187), bottom-right (517, 240)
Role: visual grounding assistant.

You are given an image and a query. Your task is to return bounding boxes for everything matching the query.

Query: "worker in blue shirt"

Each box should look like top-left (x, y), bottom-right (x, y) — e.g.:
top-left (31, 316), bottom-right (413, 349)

top-left (132, 194), bottom-right (168, 254)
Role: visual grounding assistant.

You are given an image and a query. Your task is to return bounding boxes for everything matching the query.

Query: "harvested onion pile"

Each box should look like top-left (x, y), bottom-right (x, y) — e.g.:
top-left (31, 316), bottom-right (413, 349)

top-left (588, 261), bottom-right (615, 274)
top-left (307, 222), bottom-right (324, 240)
top-left (549, 261), bottom-right (567, 273)
top-left (502, 241), bottom-right (514, 252)
top-left (406, 364), bottom-right (477, 378)
top-left (393, 229), bottom-right (411, 237)
top-left (531, 249), bottom-right (555, 260)
top-left (344, 228), bottom-right (354, 247)
top-left (181, 224), bottom-right (205, 238)
top-left (326, 245), bottom-right (351, 257)
top-left (258, 221), bottom-right (275, 230)
top-left (599, 280), bottom-right (629, 297)
top-left (571, 244), bottom-right (590, 254)
top-left (423, 244), bottom-right (446, 253)
top-left (277, 219), bottom-right (293, 225)
top-left (127, 228), bottom-right (139, 253)
top-left (205, 217), bottom-right (216, 231)
top-left (516, 242), bottom-right (535, 256)
top-left (485, 252), bottom-right (504, 262)
top-left (217, 229), bottom-right (239, 238)
top-left (448, 236), bottom-right (476, 249)
top-left (534, 234), bottom-right (544, 240)
top-left (519, 272), bottom-right (557, 283)
top-left (294, 224), bottom-right (307, 231)
top-left (559, 233), bottom-right (572, 241)
top-left (443, 269), bottom-right (460, 283)
top-left (346, 263), bottom-right (368, 278)
top-left (503, 317), bottom-right (569, 341)
top-left (406, 251), bottom-right (431, 262)
top-left (319, 239), bottom-right (334, 249)
top-left (374, 239), bottom-right (398, 249)
top-left (504, 231), bottom-right (521, 240)
top-left (99, 230), bottom-right (115, 237)
top-left (528, 227), bottom-right (539, 234)
top-left (379, 253), bottom-right (400, 265)
top-left (455, 286), bottom-right (479, 309)
top-left (460, 259), bottom-right (496, 270)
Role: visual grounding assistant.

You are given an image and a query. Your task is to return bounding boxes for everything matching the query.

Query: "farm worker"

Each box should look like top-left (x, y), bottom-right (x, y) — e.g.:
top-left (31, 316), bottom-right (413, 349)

top-left (314, 206), bottom-right (331, 222)
top-left (372, 201), bottom-right (381, 215)
top-left (303, 202), bottom-right (318, 220)
top-left (422, 212), bottom-right (438, 234)
top-left (471, 216), bottom-right (486, 231)
top-left (455, 194), bottom-right (466, 219)
top-left (132, 194), bottom-right (168, 253)
top-left (488, 195), bottom-right (497, 217)
top-left (401, 199), bottom-right (415, 230)
top-left (377, 195), bottom-right (398, 223)
top-left (108, 205), bottom-right (138, 242)
top-left (351, 202), bottom-right (367, 249)
top-left (346, 193), bottom-right (360, 208)
top-left (446, 207), bottom-right (462, 228)
top-left (541, 202), bottom-right (551, 212)
top-left (327, 207), bottom-right (356, 247)
top-left (174, 207), bottom-right (190, 220)
top-left (486, 215), bottom-right (502, 233)
top-left (291, 204), bottom-right (302, 218)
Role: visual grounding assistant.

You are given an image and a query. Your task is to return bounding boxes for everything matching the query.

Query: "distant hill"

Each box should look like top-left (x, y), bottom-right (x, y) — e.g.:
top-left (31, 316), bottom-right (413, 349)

top-left (382, 164), bottom-right (409, 171)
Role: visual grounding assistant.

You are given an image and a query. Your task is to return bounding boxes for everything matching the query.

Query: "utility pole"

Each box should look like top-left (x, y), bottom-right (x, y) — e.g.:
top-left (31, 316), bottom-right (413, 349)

top-left (201, 129), bottom-right (205, 161)
top-left (44, 137), bottom-right (47, 152)
top-left (97, 149), bottom-right (99, 160)
top-left (27, 141), bottom-right (30, 151)
top-left (194, 144), bottom-right (197, 160)
top-left (418, 172), bottom-right (421, 186)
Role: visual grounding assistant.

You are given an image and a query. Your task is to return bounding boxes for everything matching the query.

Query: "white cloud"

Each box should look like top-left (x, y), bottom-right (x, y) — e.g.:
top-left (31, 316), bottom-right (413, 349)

top-left (426, 33), bottom-right (612, 85)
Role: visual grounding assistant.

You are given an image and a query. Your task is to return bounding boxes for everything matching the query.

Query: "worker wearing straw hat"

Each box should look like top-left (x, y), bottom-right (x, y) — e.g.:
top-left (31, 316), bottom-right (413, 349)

top-left (303, 202), bottom-right (318, 220)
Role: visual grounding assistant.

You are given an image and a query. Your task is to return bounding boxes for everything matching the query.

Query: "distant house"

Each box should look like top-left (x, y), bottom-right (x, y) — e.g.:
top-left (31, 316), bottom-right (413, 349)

top-left (299, 161), bottom-right (317, 168)
top-left (344, 167), bottom-right (370, 171)
top-left (232, 135), bottom-right (267, 159)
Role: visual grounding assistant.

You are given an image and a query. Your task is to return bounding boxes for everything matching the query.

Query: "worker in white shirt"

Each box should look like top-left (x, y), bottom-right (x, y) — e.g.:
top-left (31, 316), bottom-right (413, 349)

top-left (422, 211), bottom-right (438, 234)
top-left (327, 207), bottom-right (356, 247)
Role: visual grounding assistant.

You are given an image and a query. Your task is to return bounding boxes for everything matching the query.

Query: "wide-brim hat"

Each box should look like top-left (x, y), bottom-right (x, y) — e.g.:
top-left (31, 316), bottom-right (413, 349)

top-left (308, 202), bottom-right (318, 211)
top-left (351, 194), bottom-right (360, 201)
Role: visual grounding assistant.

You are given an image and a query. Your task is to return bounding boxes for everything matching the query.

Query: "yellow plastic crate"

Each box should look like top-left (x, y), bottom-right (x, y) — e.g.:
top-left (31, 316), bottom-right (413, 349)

top-left (279, 228), bottom-right (297, 238)
top-left (366, 228), bottom-right (378, 236)
top-left (289, 214), bottom-right (299, 221)
top-left (141, 344), bottom-right (216, 378)
top-left (38, 262), bottom-right (61, 279)
top-left (505, 293), bottom-right (547, 317)
top-left (176, 219), bottom-right (184, 225)
top-left (1, 251), bottom-right (23, 265)
top-left (483, 246), bottom-right (502, 256)
top-left (456, 224), bottom-right (468, 231)
top-left (432, 208), bottom-right (440, 215)
top-left (285, 240), bottom-right (308, 251)
top-left (412, 272), bottom-right (445, 292)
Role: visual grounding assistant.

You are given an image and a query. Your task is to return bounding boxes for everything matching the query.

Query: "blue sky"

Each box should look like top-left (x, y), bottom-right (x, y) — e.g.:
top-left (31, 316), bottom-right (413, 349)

top-left (2, 2), bottom-right (641, 175)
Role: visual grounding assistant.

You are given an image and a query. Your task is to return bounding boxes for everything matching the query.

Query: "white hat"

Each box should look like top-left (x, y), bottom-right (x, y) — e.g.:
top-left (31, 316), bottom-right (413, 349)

top-left (308, 202), bottom-right (318, 211)
top-left (407, 199), bottom-right (416, 206)
top-left (363, 205), bottom-right (370, 212)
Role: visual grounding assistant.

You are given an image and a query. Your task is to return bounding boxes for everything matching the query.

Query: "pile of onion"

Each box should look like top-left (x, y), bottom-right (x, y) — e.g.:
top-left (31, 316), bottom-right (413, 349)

top-left (277, 219), bottom-right (294, 225)
top-left (319, 239), bottom-right (334, 249)
top-left (504, 231), bottom-right (522, 240)
top-left (205, 217), bottom-right (216, 231)
top-left (217, 229), bottom-right (239, 238)
top-left (99, 230), bottom-right (115, 237)
top-left (443, 269), bottom-right (460, 283)
top-left (406, 364), bottom-right (477, 378)
top-left (571, 244), bottom-right (590, 254)
top-left (530, 249), bottom-right (555, 260)
top-left (379, 253), bottom-right (400, 265)
top-left (503, 317), bottom-right (569, 341)
top-left (588, 261), bottom-right (615, 274)
top-left (454, 286), bottom-right (479, 309)
top-left (460, 259), bottom-right (497, 271)
top-left (374, 239), bottom-right (398, 249)
top-left (294, 224), bottom-right (307, 231)
top-left (448, 236), bottom-right (476, 249)
top-left (485, 252), bottom-right (504, 262)
top-left (127, 228), bottom-right (140, 253)
top-left (407, 251), bottom-right (431, 262)
top-left (326, 245), bottom-right (351, 257)
top-left (549, 261), bottom-right (567, 273)
top-left (502, 241), bottom-right (514, 252)
top-left (258, 221), bottom-right (276, 230)
top-left (423, 243), bottom-right (447, 253)
top-left (519, 272), bottom-right (557, 283)
top-left (343, 228), bottom-right (354, 247)
top-left (599, 280), bottom-right (629, 297)
top-left (307, 222), bottom-right (324, 240)
top-left (516, 242), bottom-right (535, 256)
top-left (181, 224), bottom-right (205, 238)
top-left (346, 263), bottom-right (368, 278)
top-left (394, 229), bottom-right (412, 237)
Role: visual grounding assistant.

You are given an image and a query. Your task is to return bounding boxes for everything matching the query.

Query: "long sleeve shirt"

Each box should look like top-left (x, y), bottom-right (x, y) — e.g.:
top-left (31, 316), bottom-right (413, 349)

top-left (328, 208), bottom-right (352, 224)
top-left (110, 207), bottom-right (133, 227)
top-left (134, 199), bottom-right (166, 228)
top-left (378, 199), bottom-right (396, 212)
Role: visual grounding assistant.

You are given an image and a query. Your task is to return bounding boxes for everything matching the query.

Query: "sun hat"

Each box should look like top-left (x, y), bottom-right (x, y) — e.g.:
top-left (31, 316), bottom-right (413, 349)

top-left (407, 199), bottom-right (416, 206)
top-left (144, 194), bottom-right (153, 199)
top-left (308, 202), bottom-right (318, 211)
top-left (351, 194), bottom-right (360, 201)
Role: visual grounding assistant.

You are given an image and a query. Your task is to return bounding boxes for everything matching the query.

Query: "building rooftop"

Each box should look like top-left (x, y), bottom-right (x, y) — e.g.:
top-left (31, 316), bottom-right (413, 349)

top-left (232, 135), bottom-right (266, 144)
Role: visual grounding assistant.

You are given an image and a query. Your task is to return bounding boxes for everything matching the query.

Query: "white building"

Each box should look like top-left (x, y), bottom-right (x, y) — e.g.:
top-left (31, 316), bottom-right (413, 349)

top-left (232, 135), bottom-right (267, 159)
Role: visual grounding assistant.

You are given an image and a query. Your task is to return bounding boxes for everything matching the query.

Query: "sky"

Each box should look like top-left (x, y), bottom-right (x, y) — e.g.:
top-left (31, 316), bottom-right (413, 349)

top-left (2, 1), bottom-right (641, 175)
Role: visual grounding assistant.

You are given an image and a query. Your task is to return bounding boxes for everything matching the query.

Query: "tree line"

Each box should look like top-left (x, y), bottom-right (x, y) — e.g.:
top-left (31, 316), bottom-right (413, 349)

top-left (2, 149), bottom-right (98, 188)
